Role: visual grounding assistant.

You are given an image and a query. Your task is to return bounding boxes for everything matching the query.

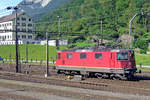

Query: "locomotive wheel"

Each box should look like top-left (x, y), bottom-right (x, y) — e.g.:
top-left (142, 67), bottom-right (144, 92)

top-left (95, 73), bottom-right (103, 79)
top-left (112, 74), bottom-right (123, 80)
top-left (112, 76), bottom-right (120, 80)
top-left (57, 70), bottom-right (61, 74)
top-left (112, 74), bottom-right (128, 80)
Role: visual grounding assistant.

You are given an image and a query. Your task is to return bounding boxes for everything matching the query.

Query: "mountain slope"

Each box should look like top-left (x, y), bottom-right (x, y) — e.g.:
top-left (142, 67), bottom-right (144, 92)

top-left (37, 0), bottom-right (150, 41)
top-left (18, 0), bottom-right (71, 20)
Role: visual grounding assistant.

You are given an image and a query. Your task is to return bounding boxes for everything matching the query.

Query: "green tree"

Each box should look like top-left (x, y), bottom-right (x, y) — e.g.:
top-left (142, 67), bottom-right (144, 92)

top-left (35, 0), bottom-right (150, 47)
top-left (135, 38), bottom-right (148, 50)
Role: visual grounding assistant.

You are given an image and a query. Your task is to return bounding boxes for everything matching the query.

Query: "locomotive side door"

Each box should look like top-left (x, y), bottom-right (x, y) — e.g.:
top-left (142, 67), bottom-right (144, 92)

top-left (59, 53), bottom-right (65, 65)
top-left (110, 53), bottom-right (115, 68)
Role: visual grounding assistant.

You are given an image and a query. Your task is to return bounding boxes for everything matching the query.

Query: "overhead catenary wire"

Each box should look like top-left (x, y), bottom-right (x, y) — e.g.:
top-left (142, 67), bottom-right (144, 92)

top-left (34, 16), bottom-right (108, 24)
top-left (0, 29), bottom-right (101, 36)
top-left (35, 16), bottom-right (131, 26)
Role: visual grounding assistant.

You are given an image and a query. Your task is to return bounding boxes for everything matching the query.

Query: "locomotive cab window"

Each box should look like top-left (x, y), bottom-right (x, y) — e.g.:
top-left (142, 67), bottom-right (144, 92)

top-left (67, 53), bottom-right (72, 59)
top-left (58, 53), bottom-right (61, 59)
top-left (117, 52), bottom-right (128, 60)
top-left (80, 53), bottom-right (86, 59)
top-left (95, 53), bottom-right (102, 59)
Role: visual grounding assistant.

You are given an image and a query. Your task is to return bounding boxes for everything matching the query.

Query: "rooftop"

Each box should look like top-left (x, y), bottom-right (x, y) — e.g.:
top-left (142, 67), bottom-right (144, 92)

top-left (0, 12), bottom-right (24, 23)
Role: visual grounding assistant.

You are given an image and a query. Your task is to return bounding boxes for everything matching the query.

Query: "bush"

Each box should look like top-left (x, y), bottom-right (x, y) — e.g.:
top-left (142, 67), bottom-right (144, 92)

top-left (140, 49), bottom-right (147, 54)
top-left (75, 42), bottom-right (95, 47)
top-left (68, 42), bottom-right (96, 48)
top-left (135, 39), bottom-right (148, 50)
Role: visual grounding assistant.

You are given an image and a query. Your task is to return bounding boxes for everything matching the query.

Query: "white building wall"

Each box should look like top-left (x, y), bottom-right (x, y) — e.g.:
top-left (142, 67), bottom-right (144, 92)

top-left (41, 40), bottom-right (56, 46)
top-left (40, 39), bottom-right (68, 46)
top-left (0, 13), bottom-right (35, 45)
top-left (12, 13), bottom-right (34, 41)
top-left (59, 39), bottom-right (68, 46)
top-left (0, 13), bottom-right (68, 46)
top-left (0, 32), bottom-right (13, 41)
top-left (16, 13), bottom-right (34, 41)
top-left (0, 40), bottom-right (37, 45)
top-left (0, 21), bottom-right (13, 30)
top-left (0, 21), bottom-right (13, 41)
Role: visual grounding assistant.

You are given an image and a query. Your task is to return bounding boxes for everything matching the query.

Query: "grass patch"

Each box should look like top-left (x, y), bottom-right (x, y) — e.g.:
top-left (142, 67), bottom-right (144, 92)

top-left (0, 45), bottom-right (150, 65)
top-left (0, 45), bottom-right (67, 61)
top-left (135, 53), bottom-right (150, 66)
top-left (148, 47), bottom-right (150, 52)
top-left (137, 67), bottom-right (150, 71)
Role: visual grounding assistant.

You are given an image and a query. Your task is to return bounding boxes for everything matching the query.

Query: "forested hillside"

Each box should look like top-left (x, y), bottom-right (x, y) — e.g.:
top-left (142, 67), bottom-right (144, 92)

top-left (36, 0), bottom-right (150, 49)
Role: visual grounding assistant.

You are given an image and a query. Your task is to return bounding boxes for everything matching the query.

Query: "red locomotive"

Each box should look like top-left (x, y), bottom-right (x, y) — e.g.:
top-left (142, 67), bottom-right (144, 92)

top-left (55, 46), bottom-right (137, 80)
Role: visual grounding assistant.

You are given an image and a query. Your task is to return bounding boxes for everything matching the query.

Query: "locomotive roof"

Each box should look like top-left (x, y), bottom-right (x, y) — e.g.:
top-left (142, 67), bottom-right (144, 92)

top-left (58, 46), bottom-right (133, 52)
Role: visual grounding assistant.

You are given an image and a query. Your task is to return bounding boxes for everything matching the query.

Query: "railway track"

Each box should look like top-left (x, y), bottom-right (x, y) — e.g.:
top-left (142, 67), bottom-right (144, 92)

top-left (0, 71), bottom-right (108, 87)
top-left (0, 71), bottom-right (150, 96)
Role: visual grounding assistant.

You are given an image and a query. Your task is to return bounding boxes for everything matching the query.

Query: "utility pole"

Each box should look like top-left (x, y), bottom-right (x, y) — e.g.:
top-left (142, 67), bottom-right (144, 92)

top-left (100, 20), bottom-right (103, 44)
top-left (57, 16), bottom-right (61, 35)
top-left (15, 8), bottom-right (19, 72)
top-left (129, 9), bottom-right (144, 35)
top-left (7, 2), bottom-right (33, 73)
top-left (57, 16), bottom-right (61, 49)
top-left (70, 10), bottom-right (73, 33)
top-left (7, 6), bottom-right (19, 73)
top-left (129, 13), bottom-right (138, 35)
top-left (45, 32), bottom-right (49, 77)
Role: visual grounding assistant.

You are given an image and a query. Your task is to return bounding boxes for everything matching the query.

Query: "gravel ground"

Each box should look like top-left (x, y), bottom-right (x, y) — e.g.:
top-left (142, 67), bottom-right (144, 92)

top-left (0, 79), bottom-right (76, 100)
top-left (0, 87), bottom-right (76, 100)
top-left (1, 63), bottom-right (150, 100)
top-left (0, 79), bottom-right (150, 100)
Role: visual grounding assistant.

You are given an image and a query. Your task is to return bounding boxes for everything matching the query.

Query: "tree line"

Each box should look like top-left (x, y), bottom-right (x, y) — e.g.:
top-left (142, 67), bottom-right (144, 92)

top-left (36, 0), bottom-right (150, 52)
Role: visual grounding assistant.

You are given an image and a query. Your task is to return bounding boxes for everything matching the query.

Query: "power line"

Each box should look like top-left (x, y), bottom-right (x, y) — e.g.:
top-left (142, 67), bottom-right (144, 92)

top-left (34, 15), bottom-right (119, 25)
top-left (35, 16), bottom-right (102, 24)
top-left (0, 29), bottom-right (98, 36)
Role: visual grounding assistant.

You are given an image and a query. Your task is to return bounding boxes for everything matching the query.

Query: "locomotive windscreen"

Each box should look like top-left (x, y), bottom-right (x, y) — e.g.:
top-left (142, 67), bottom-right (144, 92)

top-left (117, 52), bottom-right (128, 60)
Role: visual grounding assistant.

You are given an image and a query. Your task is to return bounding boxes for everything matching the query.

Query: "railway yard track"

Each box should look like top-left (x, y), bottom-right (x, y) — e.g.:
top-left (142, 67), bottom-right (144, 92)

top-left (0, 70), bottom-right (150, 97)
top-left (0, 63), bottom-right (150, 100)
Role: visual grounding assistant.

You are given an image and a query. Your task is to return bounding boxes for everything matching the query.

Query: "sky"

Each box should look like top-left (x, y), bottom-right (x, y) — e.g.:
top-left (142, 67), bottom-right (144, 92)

top-left (0, 0), bottom-right (23, 17)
